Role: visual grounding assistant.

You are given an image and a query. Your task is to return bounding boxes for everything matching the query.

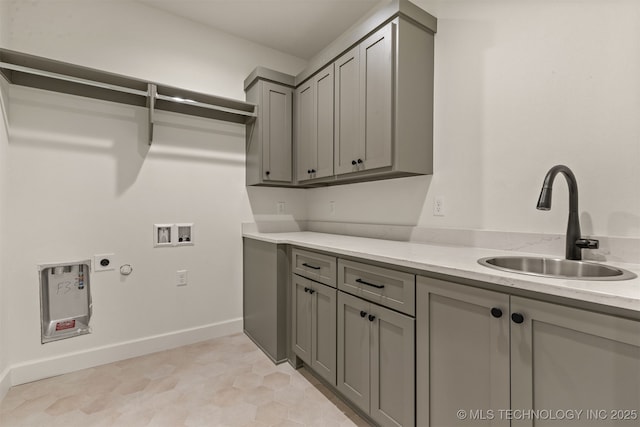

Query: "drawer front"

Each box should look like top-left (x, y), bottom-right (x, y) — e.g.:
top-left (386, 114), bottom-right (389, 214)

top-left (292, 248), bottom-right (337, 287)
top-left (338, 259), bottom-right (415, 316)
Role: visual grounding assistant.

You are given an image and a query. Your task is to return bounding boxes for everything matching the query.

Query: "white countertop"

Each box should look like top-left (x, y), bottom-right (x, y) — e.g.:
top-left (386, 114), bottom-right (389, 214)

top-left (243, 230), bottom-right (640, 314)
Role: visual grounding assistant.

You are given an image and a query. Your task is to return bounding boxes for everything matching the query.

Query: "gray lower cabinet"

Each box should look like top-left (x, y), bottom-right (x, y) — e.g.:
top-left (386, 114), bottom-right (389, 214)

top-left (417, 275), bottom-right (640, 427)
top-left (246, 79), bottom-right (293, 185)
top-left (338, 290), bottom-right (415, 427)
top-left (416, 276), bottom-right (510, 427)
top-left (510, 296), bottom-right (640, 427)
top-left (291, 274), bottom-right (337, 385)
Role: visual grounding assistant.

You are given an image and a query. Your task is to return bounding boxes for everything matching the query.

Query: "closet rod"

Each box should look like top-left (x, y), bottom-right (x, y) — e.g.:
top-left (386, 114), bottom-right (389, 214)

top-left (0, 62), bottom-right (149, 97)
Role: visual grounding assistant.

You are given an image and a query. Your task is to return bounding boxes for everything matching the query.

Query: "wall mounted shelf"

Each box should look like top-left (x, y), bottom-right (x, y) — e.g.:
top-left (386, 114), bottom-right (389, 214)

top-left (0, 48), bottom-right (257, 144)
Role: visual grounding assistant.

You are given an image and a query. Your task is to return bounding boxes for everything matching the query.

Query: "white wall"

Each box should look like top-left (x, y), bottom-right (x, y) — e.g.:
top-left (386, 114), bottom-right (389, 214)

top-left (1, 0), bottom-right (307, 383)
top-left (0, 0), bottom-right (11, 398)
top-left (307, 0), bottom-right (640, 239)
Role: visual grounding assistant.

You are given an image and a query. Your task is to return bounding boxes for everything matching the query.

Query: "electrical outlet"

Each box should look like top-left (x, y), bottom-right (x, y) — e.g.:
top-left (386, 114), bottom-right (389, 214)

top-left (434, 197), bottom-right (445, 216)
top-left (176, 270), bottom-right (188, 286)
top-left (277, 201), bottom-right (285, 215)
top-left (94, 253), bottom-right (115, 272)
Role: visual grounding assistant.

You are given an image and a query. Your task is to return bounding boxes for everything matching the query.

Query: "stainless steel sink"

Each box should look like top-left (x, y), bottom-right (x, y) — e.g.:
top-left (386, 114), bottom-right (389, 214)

top-left (478, 256), bottom-right (637, 281)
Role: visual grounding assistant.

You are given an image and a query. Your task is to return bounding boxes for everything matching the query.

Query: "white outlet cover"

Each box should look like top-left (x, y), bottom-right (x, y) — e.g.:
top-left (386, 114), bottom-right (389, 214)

top-left (94, 253), bottom-right (115, 272)
top-left (176, 270), bottom-right (188, 286)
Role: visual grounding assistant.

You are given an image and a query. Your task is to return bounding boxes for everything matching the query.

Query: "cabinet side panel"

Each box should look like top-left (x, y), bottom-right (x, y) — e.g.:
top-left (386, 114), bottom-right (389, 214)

top-left (243, 238), bottom-right (278, 359)
top-left (245, 83), bottom-right (262, 186)
top-left (395, 18), bottom-right (433, 175)
top-left (292, 274), bottom-right (312, 365)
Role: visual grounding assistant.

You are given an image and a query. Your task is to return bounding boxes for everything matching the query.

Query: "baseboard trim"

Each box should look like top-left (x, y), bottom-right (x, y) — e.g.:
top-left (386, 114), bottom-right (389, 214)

top-left (0, 366), bottom-right (10, 402)
top-left (9, 318), bottom-right (243, 387)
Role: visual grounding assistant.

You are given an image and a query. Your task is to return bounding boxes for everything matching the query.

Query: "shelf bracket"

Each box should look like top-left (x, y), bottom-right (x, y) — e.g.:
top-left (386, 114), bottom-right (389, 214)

top-left (147, 83), bottom-right (156, 145)
top-left (0, 73), bottom-right (9, 136)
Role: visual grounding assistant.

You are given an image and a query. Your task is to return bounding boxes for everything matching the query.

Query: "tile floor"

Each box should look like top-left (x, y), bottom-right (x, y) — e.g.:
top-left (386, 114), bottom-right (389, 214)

top-left (0, 333), bottom-right (370, 426)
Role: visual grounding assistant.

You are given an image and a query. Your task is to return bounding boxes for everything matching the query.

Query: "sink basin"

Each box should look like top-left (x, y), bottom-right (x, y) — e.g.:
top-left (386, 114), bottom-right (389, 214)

top-left (478, 256), bottom-right (637, 281)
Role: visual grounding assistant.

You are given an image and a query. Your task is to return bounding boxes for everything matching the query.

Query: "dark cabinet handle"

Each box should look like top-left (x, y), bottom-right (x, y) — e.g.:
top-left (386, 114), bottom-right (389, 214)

top-left (357, 159), bottom-right (363, 164)
top-left (304, 287), bottom-right (309, 293)
top-left (307, 169), bottom-right (311, 174)
top-left (309, 289), bottom-right (315, 295)
top-left (491, 308), bottom-right (503, 318)
top-left (511, 313), bottom-right (524, 324)
top-left (302, 263), bottom-right (320, 270)
top-left (355, 278), bottom-right (385, 289)
top-left (360, 311), bottom-right (367, 318)
top-left (265, 171), bottom-right (270, 176)
top-left (351, 160), bottom-right (357, 165)
top-left (311, 169), bottom-right (316, 173)
top-left (368, 314), bottom-right (376, 322)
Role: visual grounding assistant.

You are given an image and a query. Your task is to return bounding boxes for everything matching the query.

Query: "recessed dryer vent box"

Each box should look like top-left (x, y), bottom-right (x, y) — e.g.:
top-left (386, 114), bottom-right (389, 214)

top-left (38, 260), bottom-right (92, 344)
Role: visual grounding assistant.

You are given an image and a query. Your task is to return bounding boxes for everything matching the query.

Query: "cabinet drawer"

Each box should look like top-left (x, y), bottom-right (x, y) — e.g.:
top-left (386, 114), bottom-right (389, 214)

top-left (338, 259), bottom-right (415, 316)
top-left (292, 248), bottom-right (337, 287)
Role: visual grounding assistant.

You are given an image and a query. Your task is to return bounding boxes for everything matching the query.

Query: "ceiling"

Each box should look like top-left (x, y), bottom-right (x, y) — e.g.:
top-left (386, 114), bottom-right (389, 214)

top-left (138, 0), bottom-right (385, 60)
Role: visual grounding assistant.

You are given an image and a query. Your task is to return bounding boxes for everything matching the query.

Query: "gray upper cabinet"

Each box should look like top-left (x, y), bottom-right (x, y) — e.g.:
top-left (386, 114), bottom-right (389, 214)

top-left (334, 24), bottom-right (394, 176)
top-left (246, 1), bottom-right (436, 187)
top-left (296, 64), bottom-right (335, 182)
top-left (334, 18), bottom-right (434, 182)
top-left (334, 46), bottom-right (361, 175)
top-left (338, 291), bottom-right (415, 427)
top-left (246, 79), bottom-right (293, 185)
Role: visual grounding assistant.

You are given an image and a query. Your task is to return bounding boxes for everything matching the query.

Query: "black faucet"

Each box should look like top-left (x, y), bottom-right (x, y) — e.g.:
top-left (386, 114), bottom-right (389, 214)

top-left (536, 165), bottom-right (599, 260)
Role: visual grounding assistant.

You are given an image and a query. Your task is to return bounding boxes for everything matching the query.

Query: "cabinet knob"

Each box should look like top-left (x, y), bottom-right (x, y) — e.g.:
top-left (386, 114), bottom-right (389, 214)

top-left (360, 311), bottom-right (367, 318)
top-left (352, 160), bottom-right (357, 165)
top-left (265, 171), bottom-right (270, 176)
top-left (304, 287), bottom-right (309, 293)
top-left (307, 169), bottom-right (311, 174)
top-left (357, 159), bottom-right (363, 164)
top-left (309, 289), bottom-right (315, 294)
top-left (311, 169), bottom-right (316, 173)
top-left (511, 313), bottom-right (524, 324)
top-left (368, 314), bottom-right (376, 322)
top-left (490, 307), bottom-right (503, 318)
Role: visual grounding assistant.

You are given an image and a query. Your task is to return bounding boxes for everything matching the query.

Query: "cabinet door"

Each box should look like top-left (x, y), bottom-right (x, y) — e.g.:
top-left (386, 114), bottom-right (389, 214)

top-left (262, 81), bottom-right (292, 182)
top-left (334, 46), bottom-right (361, 175)
top-left (370, 302), bottom-right (415, 427)
top-left (359, 22), bottom-right (394, 171)
top-left (416, 276), bottom-right (510, 427)
top-left (311, 282), bottom-right (337, 386)
top-left (337, 291), bottom-right (371, 413)
top-left (291, 274), bottom-right (312, 365)
top-left (313, 64), bottom-right (335, 179)
top-left (295, 80), bottom-right (314, 182)
top-left (511, 297), bottom-right (640, 427)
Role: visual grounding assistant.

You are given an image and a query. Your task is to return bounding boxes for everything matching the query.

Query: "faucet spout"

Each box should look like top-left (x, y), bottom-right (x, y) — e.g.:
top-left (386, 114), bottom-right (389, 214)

top-left (536, 165), bottom-right (589, 260)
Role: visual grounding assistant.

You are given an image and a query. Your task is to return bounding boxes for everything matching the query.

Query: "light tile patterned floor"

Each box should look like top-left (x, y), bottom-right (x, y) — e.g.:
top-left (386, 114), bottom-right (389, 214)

top-left (0, 333), bottom-right (370, 426)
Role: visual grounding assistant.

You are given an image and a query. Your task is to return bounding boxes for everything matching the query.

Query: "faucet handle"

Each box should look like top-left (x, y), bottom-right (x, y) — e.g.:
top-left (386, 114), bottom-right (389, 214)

top-left (576, 238), bottom-right (599, 249)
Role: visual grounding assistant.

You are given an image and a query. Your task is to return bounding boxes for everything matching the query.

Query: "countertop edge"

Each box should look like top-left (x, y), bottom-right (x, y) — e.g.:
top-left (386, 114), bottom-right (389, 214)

top-left (243, 231), bottom-right (640, 314)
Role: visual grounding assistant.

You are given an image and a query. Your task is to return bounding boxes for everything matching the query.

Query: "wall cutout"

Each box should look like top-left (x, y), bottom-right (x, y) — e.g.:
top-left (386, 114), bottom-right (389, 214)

top-left (154, 223), bottom-right (194, 247)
